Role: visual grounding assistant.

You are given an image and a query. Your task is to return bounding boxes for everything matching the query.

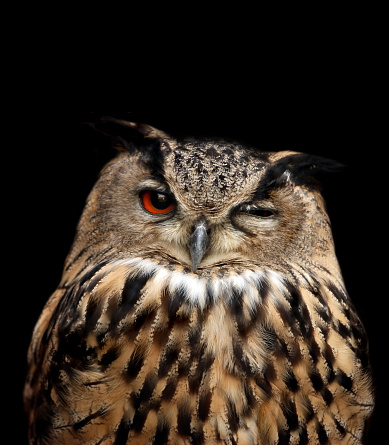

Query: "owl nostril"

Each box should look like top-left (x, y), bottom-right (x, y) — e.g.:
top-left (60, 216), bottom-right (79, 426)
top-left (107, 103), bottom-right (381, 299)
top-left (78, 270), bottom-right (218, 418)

top-left (190, 223), bottom-right (210, 236)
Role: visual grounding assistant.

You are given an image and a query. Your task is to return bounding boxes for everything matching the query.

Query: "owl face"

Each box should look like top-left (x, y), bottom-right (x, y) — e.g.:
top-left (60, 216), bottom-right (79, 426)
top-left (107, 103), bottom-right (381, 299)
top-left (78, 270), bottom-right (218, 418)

top-left (73, 123), bottom-right (340, 278)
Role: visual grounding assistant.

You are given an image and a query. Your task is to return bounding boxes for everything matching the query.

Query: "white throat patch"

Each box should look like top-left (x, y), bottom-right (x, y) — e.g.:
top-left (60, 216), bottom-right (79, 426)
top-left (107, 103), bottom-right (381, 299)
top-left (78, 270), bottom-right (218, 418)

top-left (118, 257), bottom-right (285, 310)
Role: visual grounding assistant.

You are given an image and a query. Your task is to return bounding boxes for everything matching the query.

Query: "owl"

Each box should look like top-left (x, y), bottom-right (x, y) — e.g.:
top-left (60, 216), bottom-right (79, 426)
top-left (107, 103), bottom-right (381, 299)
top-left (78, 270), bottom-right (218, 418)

top-left (24, 120), bottom-right (374, 445)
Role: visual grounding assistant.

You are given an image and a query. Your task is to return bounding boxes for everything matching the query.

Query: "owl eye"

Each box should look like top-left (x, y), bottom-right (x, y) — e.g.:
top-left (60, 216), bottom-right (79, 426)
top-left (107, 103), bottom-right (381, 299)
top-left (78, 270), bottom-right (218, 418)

top-left (140, 190), bottom-right (176, 214)
top-left (237, 205), bottom-right (275, 218)
top-left (247, 208), bottom-right (274, 218)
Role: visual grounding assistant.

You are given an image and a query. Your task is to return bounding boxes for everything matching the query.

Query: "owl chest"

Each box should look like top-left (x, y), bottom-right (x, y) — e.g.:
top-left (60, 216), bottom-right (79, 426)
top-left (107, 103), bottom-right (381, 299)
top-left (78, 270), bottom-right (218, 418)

top-left (46, 262), bottom-right (372, 443)
top-left (58, 269), bottom-right (271, 440)
top-left (106, 287), bottom-right (260, 403)
top-left (100, 290), bottom-right (265, 442)
top-left (75, 263), bottom-right (268, 390)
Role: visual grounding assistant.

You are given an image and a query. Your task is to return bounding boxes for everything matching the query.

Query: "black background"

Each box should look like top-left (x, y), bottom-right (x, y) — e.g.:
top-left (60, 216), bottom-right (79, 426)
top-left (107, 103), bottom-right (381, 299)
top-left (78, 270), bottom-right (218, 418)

top-left (13, 111), bottom-right (384, 444)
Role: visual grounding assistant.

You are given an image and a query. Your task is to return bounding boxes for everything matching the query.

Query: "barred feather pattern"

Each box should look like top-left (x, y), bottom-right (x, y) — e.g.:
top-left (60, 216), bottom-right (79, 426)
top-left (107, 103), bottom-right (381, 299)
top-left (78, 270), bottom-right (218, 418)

top-left (25, 256), bottom-right (373, 445)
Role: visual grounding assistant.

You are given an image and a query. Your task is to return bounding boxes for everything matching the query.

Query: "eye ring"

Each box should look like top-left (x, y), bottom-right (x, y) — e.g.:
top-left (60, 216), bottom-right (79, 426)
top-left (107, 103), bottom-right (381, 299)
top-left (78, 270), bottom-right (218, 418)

top-left (140, 190), bottom-right (176, 214)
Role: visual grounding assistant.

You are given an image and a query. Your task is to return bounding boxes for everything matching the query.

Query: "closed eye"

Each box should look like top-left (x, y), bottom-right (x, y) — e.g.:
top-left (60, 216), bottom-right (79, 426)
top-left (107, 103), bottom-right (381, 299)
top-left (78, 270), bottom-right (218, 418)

top-left (237, 204), bottom-right (276, 218)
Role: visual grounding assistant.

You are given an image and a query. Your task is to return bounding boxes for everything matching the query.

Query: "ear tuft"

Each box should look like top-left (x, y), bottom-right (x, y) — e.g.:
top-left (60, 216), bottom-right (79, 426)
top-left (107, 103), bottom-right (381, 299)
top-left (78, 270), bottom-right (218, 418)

top-left (276, 153), bottom-right (344, 188)
top-left (103, 118), bottom-right (170, 141)
top-left (84, 116), bottom-right (172, 153)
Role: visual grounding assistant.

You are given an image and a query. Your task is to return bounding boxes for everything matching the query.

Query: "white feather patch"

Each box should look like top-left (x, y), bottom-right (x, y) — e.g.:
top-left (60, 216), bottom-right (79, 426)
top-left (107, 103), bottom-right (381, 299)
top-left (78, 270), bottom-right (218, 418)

top-left (117, 257), bottom-right (285, 309)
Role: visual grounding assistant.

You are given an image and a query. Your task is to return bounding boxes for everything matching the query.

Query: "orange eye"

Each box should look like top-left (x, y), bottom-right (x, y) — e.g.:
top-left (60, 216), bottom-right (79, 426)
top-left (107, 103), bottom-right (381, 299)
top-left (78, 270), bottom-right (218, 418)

top-left (140, 190), bottom-right (175, 214)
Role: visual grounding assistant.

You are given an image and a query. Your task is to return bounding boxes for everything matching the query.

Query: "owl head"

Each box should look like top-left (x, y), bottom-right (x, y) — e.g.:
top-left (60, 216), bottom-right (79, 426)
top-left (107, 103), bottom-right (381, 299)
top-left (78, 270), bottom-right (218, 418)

top-left (66, 119), bottom-right (343, 280)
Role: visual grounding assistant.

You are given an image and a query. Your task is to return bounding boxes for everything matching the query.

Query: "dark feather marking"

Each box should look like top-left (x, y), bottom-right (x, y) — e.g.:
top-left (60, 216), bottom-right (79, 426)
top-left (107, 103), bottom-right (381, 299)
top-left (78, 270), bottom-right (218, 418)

top-left (243, 381), bottom-right (256, 413)
top-left (177, 355), bottom-right (192, 377)
top-left (95, 434), bottom-right (112, 445)
top-left (334, 418), bottom-right (346, 437)
top-left (83, 379), bottom-right (109, 387)
top-left (317, 421), bottom-right (329, 444)
top-left (350, 318), bottom-right (367, 346)
top-left (302, 396), bottom-right (315, 422)
top-left (188, 309), bottom-right (206, 357)
top-left (289, 343), bottom-right (303, 365)
top-left (161, 376), bottom-right (178, 401)
top-left (125, 343), bottom-right (147, 382)
top-left (317, 322), bottom-right (329, 340)
top-left (168, 287), bottom-right (184, 320)
top-left (73, 407), bottom-right (108, 431)
top-left (323, 344), bottom-right (336, 369)
top-left (336, 370), bottom-right (353, 391)
top-left (254, 374), bottom-right (272, 401)
top-left (158, 345), bottom-right (180, 378)
top-left (232, 341), bottom-right (253, 376)
top-left (55, 326), bottom-right (98, 373)
top-left (259, 276), bottom-right (271, 300)
top-left (129, 390), bottom-right (142, 412)
top-left (274, 301), bottom-right (295, 332)
top-left (153, 419), bottom-right (170, 444)
top-left (278, 428), bottom-right (291, 445)
top-left (153, 290), bottom-right (175, 349)
top-left (327, 367), bottom-right (336, 384)
top-left (132, 307), bottom-right (157, 331)
top-left (299, 303), bottom-right (314, 338)
top-left (96, 295), bottom-right (123, 343)
top-left (306, 336), bottom-right (321, 364)
top-left (205, 281), bottom-right (217, 307)
top-left (336, 320), bottom-right (351, 338)
top-left (229, 289), bottom-right (252, 336)
top-left (229, 434), bottom-right (238, 445)
top-left (226, 398), bottom-right (239, 433)
top-left (124, 273), bottom-right (151, 301)
top-left (198, 346), bottom-right (216, 377)
top-left (112, 273), bottom-right (151, 326)
top-left (281, 395), bottom-right (299, 431)
top-left (214, 422), bottom-right (221, 441)
top-left (310, 371), bottom-right (324, 391)
top-left (132, 408), bottom-right (148, 433)
top-left (188, 322), bottom-right (202, 350)
top-left (64, 243), bottom-right (112, 272)
top-left (230, 286), bottom-right (243, 306)
top-left (298, 428), bottom-right (309, 445)
top-left (115, 418), bottom-right (131, 445)
top-left (284, 371), bottom-right (299, 392)
top-left (191, 428), bottom-right (205, 445)
top-left (43, 272), bottom-right (102, 347)
top-left (310, 283), bottom-right (328, 308)
top-left (351, 320), bottom-right (370, 368)
top-left (198, 389), bottom-right (212, 422)
top-left (322, 387), bottom-right (334, 405)
top-left (285, 283), bottom-right (314, 338)
top-left (177, 401), bottom-right (192, 436)
top-left (78, 260), bottom-right (111, 287)
top-left (264, 361), bottom-right (277, 384)
top-left (140, 372), bottom-right (159, 401)
top-left (327, 282), bottom-right (348, 305)
top-left (84, 296), bottom-right (105, 333)
top-left (189, 346), bottom-right (215, 393)
top-left (84, 265), bottom-right (112, 293)
top-left (274, 338), bottom-right (290, 362)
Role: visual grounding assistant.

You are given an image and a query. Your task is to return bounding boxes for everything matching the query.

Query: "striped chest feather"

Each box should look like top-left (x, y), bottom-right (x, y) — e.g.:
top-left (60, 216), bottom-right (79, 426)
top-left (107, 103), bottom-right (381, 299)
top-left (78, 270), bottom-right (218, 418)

top-left (27, 259), bottom-right (373, 444)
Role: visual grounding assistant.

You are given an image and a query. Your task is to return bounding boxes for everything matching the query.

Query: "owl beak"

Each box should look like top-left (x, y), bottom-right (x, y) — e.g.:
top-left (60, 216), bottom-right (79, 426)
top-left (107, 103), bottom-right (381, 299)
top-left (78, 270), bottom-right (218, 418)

top-left (189, 219), bottom-right (209, 273)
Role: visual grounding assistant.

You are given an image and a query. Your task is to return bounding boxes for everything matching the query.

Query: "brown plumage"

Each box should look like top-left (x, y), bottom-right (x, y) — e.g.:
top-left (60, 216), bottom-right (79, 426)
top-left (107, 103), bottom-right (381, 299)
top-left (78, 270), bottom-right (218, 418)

top-left (24, 120), bottom-right (374, 444)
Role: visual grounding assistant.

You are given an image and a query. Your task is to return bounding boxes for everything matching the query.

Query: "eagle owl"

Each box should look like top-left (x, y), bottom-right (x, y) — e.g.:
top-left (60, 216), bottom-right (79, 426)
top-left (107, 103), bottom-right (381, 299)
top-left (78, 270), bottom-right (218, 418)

top-left (24, 120), bottom-right (374, 444)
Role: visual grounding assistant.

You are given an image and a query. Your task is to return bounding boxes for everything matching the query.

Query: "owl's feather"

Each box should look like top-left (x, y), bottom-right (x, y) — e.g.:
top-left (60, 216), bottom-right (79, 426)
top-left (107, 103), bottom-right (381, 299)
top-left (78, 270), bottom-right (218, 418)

top-left (25, 122), bottom-right (374, 444)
